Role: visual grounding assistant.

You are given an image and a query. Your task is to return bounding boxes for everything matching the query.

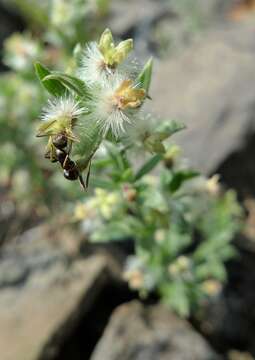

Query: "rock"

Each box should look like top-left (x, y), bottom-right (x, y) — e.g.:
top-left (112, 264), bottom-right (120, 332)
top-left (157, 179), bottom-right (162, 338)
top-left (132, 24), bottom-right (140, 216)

top-left (108, 0), bottom-right (174, 61)
top-left (171, 0), bottom-right (237, 19)
top-left (109, 0), bottom-right (170, 37)
top-left (228, 350), bottom-right (255, 360)
top-left (109, 0), bottom-right (236, 60)
top-left (0, 1), bottom-right (24, 70)
top-left (0, 254), bottom-right (121, 360)
top-left (151, 0), bottom-right (237, 57)
top-left (150, 21), bottom-right (255, 184)
top-left (0, 224), bottom-right (74, 289)
top-left (195, 248), bottom-right (255, 357)
top-left (91, 300), bottom-right (220, 360)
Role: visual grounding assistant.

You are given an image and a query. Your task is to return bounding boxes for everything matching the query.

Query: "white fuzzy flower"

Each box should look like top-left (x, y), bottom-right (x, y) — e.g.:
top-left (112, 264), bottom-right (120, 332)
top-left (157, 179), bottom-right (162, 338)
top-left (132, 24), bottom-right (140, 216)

top-left (41, 96), bottom-right (86, 122)
top-left (78, 42), bottom-right (114, 86)
top-left (77, 29), bottom-right (135, 86)
top-left (37, 96), bottom-right (87, 139)
top-left (125, 113), bottom-right (156, 145)
top-left (124, 256), bottom-right (157, 291)
top-left (85, 77), bottom-right (145, 137)
top-left (78, 42), bottom-right (140, 86)
top-left (51, 0), bottom-right (75, 27)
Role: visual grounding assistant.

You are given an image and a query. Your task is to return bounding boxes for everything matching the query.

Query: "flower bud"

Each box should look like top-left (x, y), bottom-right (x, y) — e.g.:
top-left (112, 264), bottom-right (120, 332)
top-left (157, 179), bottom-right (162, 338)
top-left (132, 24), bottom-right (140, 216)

top-left (98, 28), bottom-right (133, 67)
top-left (123, 184), bottom-right (137, 202)
top-left (163, 145), bottom-right (181, 168)
top-left (98, 28), bottom-right (114, 56)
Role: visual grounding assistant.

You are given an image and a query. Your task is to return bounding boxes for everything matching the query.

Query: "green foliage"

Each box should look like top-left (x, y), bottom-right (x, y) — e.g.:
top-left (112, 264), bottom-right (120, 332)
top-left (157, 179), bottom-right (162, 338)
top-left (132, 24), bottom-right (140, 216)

top-left (137, 57), bottom-right (153, 94)
top-left (35, 62), bottom-right (66, 97)
top-left (6, 0), bottom-right (111, 48)
top-left (32, 25), bottom-right (242, 317)
top-left (168, 170), bottom-right (199, 193)
top-left (135, 154), bottom-right (162, 180)
top-left (0, 2), bottom-right (243, 320)
top-left (0, 0), bottom-right (111, 210)
top-left (73, 141), bottom-right (243, 317)
top-left (43, 72), bottom-right (87, 97)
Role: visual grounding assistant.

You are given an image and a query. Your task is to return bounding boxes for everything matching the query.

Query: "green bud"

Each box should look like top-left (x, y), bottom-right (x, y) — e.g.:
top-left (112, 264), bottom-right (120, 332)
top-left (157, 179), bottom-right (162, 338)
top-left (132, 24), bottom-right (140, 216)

top-left (98, 28), bottom-right (133, 67)
top-left (113, 39), bottom-right (133, 65)
top-left (163, 145), bottom-right (181, 168)
top-left (73, 43), bottom-right (83, 64)
top-left (98, 28), bottom-right (114, 58)
top-left (144, 134), bottom-right (166, 154)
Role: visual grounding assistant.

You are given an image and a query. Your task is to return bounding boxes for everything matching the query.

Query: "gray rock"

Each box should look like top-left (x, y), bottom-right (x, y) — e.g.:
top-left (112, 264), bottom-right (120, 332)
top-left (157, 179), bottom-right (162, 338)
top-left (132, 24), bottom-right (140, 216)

top-left (109, 0), bottom-right (236, 60)
top-left (168, 0), bottom-right (236, 20)
top-left (109, 0), bottom-right (170, 37)
top-left (0, 224), bottom-right (70, 289)
top-left (151, 0), bottom-right (237, 58)
top-left (91, 301), bottom-right (220, 360)
top-left (0, 1), bottom-right (24, 70)
top-left (196, 248), bottom-right (255, 356)
top-left (0, 254), bottom-right (120, 360)
top-left (150, 21), bottom-right (255, 177)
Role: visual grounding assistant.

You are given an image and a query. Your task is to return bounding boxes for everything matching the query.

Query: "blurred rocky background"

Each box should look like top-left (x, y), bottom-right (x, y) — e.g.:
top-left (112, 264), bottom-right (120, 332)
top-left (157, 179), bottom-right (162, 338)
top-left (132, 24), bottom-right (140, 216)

top-left (1, 0), bottom-right (255, 359)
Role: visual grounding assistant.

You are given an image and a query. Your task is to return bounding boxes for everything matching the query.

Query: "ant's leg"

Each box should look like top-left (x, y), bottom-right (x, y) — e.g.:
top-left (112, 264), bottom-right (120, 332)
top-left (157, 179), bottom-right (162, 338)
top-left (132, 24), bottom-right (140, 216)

top-left (67, 140), bottom-right (73, 155)
top-left (62, 140), bottom-right (74, 168)
top-left (78, 174), bottom-right (86, 190)
top-left (85, 160), bottom-right (92, 188)
top-left (78, 160), bottom-right (91, 190)
top-left (63, 154), bottom-right (69, 169)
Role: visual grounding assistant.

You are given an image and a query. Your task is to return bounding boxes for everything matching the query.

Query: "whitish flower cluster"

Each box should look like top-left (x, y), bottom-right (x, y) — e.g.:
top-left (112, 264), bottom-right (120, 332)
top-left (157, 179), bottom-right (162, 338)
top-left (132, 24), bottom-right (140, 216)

top-left (38, 96), bottom-right (86, 140)
top-left (51, 0), bottom-right (75, 27)
top-left (123, 256), bottom-right (157, 291)
top-left (36, 28), bottom-right (152, 185)
top-left (85, 77), bottom-right (145, 137)
top-left (38, 29), bottom-right (147, 143)
top-left (78, 29), bottom-right (133, 85)
top-left (76, 28), bottom-right (146, 138)
top-left (4, 33), bottom-right (41, 72)
top-left (41, 97), bottom-right (86, 123)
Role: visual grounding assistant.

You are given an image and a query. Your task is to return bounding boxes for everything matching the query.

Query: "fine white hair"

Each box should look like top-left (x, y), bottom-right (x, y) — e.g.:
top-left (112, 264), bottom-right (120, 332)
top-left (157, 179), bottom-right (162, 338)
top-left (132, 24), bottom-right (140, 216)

top-left (41, 96), bottom-right (86, 122)
top-left (85, 76), bottom-right (140, 138)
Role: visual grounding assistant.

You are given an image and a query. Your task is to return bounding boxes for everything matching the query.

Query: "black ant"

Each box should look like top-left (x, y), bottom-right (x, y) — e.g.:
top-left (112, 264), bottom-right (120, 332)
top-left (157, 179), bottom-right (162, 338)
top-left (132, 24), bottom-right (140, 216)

top-left (52, 133), bottom-right (87, 190)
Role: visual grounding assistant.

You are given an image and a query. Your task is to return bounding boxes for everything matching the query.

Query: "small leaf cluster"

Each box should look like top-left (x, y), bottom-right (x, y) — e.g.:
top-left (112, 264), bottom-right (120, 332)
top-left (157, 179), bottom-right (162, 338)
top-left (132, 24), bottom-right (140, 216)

top-left (7, 0), bottom-right (111, 49)
top-left (0, 6), bottom-right (243, 319)
top-left (34, 27), bottom-right (242, 317)
top-left (73, 138), bottom-right (242, 317)
top-left (0, 1), bottom-right (111, 209)
top-left (34, 28), bottom-right (155, 186)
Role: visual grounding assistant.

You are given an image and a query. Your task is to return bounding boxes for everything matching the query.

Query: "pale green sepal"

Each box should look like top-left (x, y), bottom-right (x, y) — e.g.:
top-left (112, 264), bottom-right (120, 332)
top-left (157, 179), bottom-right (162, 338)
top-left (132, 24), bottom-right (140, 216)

top-left (137, 57), bottom-right (153, 94)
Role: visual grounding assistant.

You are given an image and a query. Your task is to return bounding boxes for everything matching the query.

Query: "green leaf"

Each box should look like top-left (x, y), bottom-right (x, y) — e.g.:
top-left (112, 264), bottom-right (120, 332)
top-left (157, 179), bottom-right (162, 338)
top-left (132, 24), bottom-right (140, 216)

top-left (89, 177), bottom-right (116, 190)
top-left (160, 281), bottom-right (190, 317)
top-left (135, 154), bottom-right (162, 181)
top-left (143, 120), bottom-right (185, 154)
top-left (169, 170), bottom-right (199, 193)
top-left (121, 168), bottom-right (134, 182)
top-left (90, 217), bottom-right (140, 242)
top-left (73, 43), bottom-right (83, 64)
top-left (144, 136), bottom-right (166, 154)
top-left (137, 57), bottom-right (153, 94)
top-left (43, 72), bottom-right (87, 97)
top-left (193, 237), bottom-right (236, 263)
top-left (156, 120), bottom-right (186, 139)
top-left (34, 62), bottom-right (66, 97)
top-left (105, 142), bottom-right (129, 172)
top-left (195, 261), bottom-right (227, 282)
top-left (166, 228), bottom-right (192, 258)
top-left (92, 158), bottom-right (113, 169)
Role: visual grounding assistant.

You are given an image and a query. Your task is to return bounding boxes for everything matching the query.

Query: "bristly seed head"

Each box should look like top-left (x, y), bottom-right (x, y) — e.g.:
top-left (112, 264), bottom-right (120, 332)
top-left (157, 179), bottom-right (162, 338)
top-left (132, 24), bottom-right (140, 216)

top-left (37, 96), bottom-right (87, 139)
top-left (41, 96), bottom-right (86, 123)
top-left (87, 77), bottom-right (145, 138)
top-left (78, 29), bottom-right (133, 86)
